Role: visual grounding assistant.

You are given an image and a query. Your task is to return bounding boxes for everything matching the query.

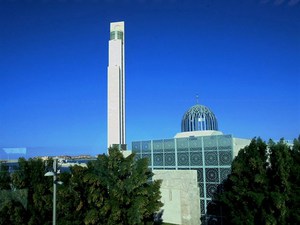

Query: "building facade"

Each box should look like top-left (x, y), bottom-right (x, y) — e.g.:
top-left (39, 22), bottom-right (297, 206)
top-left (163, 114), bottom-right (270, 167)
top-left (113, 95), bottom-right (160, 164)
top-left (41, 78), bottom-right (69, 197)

top-left (132, 104), bottom-right (250, 224)
top-left (107, 21), bottom-right (126, 149)
top-left (132, 134), bottom-right (234, 217)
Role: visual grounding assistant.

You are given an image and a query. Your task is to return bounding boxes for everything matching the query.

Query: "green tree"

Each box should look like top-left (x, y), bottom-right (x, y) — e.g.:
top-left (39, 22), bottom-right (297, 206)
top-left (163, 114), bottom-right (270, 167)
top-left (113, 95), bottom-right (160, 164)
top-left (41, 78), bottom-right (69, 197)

top-left (0, 199), bottom-right (27, 225)
top-left (216, 138), bottom-right (269, 225)
top-left (0, 148), bottom-right (163, 225)
top-left (10, 158), bottom-right (53, 225)
top-left (213, 137), bottom-right (299, 225)
top-left (0, 163), bottom-right (11, 190)
top-left (267, 139), bottom-right (292, 224)
top-left (287, 136), bottom-right (300, 223)
top-left (84, 146), bottom-right (163, 225)
top-left (0, 158), bottom-right (53, 224)
top-left (56, 166), bottom-right (90, 225)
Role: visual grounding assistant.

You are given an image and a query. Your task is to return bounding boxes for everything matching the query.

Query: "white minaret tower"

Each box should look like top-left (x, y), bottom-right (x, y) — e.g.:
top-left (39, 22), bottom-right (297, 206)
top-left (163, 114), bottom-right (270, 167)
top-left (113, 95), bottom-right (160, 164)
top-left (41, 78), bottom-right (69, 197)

top-left (107, 21), bottom-right (126, 150)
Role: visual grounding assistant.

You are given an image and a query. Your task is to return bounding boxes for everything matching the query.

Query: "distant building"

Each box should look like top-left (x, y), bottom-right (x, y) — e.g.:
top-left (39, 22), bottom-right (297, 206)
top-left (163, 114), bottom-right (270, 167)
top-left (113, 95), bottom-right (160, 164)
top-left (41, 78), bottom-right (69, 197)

top-left (132, 103), bottom-right (250, 225)
top-left (0, 147), bottom-right (27, 161)
top-left (107, 21), bottom-right (126, 150)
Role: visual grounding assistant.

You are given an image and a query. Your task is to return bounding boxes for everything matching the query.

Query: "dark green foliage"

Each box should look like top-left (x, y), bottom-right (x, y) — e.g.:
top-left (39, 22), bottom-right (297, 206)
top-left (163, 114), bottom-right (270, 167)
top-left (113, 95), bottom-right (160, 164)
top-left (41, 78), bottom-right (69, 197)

top-left (0, 147), bottom-right (163, 225)
top-left (0, 199), bottom-right (27, 225)
top-left (56, 167), bottom-right (89, 225)
top-left (0, 158), bottom-right (53, 225)
top-left (212, 137), bottom-right (300, 225)
top-left (287, 136), bottom-right (300, 224)
top-left (0, 163), bottom-right (11, 190)
top-left (13, 158), bottom-right (53, 225)
top-left (84, 147), bottom-right (163, 225)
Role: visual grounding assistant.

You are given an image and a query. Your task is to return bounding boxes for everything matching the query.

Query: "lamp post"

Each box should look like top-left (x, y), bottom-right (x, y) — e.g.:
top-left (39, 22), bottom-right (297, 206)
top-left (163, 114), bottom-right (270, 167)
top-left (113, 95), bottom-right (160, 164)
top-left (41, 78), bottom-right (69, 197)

top-left (45, 158), bottom-right (61, 225)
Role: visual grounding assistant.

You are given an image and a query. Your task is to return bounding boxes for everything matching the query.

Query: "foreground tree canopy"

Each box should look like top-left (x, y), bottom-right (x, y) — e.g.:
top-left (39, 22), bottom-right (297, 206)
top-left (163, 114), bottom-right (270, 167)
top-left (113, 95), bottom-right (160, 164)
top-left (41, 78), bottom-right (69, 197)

top-left (0, 147), bottom-right (163, 225)
top-left (209, 136), bottom-right (300, 225)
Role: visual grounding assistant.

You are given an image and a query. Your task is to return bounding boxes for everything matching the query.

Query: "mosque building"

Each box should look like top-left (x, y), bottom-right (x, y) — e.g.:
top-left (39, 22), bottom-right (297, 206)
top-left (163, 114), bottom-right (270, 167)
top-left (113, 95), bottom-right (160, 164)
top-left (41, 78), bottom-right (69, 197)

top-left (107, 21), bottom-right (250, 225)
top-left (132, 103), bottom-right (250, 225)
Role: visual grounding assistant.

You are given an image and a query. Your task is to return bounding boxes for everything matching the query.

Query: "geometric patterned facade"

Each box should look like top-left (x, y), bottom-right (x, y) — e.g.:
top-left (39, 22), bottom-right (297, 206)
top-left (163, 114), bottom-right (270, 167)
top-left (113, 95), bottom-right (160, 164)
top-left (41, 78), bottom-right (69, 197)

top-left (132, 134), bottom-right (233, 218)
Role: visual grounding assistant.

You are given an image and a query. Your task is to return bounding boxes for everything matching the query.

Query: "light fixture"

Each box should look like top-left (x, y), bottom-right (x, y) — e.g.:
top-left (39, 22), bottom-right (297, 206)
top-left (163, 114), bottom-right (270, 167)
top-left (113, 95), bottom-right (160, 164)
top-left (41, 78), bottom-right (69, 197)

top-left (44, 158), bottom-right (62, 225)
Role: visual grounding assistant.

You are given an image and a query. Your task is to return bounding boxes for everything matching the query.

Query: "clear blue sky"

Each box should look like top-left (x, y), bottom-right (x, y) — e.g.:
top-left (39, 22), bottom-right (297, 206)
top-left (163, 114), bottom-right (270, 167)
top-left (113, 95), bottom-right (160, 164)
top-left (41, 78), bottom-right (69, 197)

top-left (0, 0), bottom-right (299, 158)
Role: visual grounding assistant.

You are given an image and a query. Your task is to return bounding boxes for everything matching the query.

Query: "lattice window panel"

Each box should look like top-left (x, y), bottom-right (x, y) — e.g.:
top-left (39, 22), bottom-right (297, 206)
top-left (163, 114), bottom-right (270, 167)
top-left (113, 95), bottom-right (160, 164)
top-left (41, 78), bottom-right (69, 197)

top-left (177, 152), bottom-right (189, 166)
top-left (189, 137), bottom-right (201, 148)
top-left (164, 153), bottom-right (175, 166)
top-left (132, 142), bottom-right (141, 152)
top-left (206, 183), bottom-right (218, 198)
top-left (153, 153), bottom-right (163, 166)
top-left (190, 147), bottom-right (201, 152)
top-left (142, 141), bottom-right (151, 152)
top-left (177, 147), bottom-right (189, 153)
top-left (203, 136), bottom-right (218, 150)
top-left (199, 182), bottom-right (205, 197)
top-left (179, 168), bottom-right (190, 170)
top-left (220, 168), bottom-right (231, 181)
top-left (206, 168), bottom-right (219, 182)
top-left (200, 200), bottom-right (206, 215)
top-left (190, 152), bottom-right (202, 166)
top-left (176, 138), bottom-right (189, 152)
top-left (153, 140), bottom-right (163, 152)
top-left (204, 151), bottom-right (218, 166)
top-left (218, 147), bottom-right (232, 151)
top-left (177, 138), bottom-right (188, 147)
top-left (196, 168), bottom-right (203, 182)
top-left (164, 139), bottom-right (175, 152)
top-left (218, 135), bottom-right (232, 149)
top-left (219, 151), bottom-right (232, 165)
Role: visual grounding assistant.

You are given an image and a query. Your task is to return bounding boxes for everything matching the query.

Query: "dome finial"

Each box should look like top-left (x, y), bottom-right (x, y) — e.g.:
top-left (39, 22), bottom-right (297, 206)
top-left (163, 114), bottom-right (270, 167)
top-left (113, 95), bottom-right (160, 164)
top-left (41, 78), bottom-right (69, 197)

top-left (196, 94), bottom-right (199, 104)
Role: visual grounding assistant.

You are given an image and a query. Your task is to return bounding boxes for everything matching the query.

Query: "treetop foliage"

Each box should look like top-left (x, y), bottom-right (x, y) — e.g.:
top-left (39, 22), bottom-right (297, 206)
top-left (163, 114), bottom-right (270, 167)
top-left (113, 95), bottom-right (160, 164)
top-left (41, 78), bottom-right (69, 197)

top-left (0, 146), bottom-right (163, 225)
top-left (209, 136), bottom-right (300, 225)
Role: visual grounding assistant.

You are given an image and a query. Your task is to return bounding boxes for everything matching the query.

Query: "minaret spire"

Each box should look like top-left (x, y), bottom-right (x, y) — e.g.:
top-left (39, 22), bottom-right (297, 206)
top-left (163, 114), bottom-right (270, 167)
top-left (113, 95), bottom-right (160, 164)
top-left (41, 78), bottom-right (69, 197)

top-left (107, 21), bottom-right (126, 151)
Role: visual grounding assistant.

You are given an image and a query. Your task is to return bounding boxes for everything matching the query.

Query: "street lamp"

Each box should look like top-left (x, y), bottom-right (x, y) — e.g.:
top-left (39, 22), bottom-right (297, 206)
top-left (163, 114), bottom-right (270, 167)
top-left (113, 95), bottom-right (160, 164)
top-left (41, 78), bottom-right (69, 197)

top-left (44, 158), bottom-right (62, 225)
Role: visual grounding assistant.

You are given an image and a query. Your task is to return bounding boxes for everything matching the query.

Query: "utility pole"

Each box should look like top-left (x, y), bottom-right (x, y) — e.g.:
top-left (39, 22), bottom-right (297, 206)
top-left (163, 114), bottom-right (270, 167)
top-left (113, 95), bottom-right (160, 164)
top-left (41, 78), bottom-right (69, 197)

top-left (53, 158), bottom-right (57, 225)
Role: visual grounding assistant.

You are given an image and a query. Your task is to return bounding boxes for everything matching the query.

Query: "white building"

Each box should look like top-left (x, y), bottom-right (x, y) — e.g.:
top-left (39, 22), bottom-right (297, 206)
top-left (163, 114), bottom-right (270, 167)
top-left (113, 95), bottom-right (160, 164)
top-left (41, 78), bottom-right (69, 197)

top-left (107, 21), bottom-right (126, 150)
top-left (132, 104), bottom-right (251, 224)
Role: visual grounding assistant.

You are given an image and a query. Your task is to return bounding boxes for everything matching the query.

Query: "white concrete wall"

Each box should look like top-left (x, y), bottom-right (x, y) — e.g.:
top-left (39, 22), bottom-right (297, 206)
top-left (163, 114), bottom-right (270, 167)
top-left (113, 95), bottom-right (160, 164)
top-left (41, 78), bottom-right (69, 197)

top-left (232, 138), bottom-right (251, 158)
top-left (121, 150), bottom-right (132, 158)
top-left (153, 170), bottom-right (201, 225)
top-left (174, 130), bottom-right (223, 138)
top-left (108, 63), bottom-right (121, 147)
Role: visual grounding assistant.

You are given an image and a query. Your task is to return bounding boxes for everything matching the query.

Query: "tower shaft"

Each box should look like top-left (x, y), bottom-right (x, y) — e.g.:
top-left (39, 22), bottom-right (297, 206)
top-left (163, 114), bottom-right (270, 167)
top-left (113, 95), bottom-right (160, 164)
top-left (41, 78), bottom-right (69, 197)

top-left (107, 21), bottom-right (126, 149)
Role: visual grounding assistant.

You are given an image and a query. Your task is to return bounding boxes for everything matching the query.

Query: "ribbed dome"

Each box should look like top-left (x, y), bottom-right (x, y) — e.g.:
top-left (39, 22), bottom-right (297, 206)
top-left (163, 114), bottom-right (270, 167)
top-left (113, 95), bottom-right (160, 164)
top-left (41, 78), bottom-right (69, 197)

top-left (181, 104), bottom-right (218, 132)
